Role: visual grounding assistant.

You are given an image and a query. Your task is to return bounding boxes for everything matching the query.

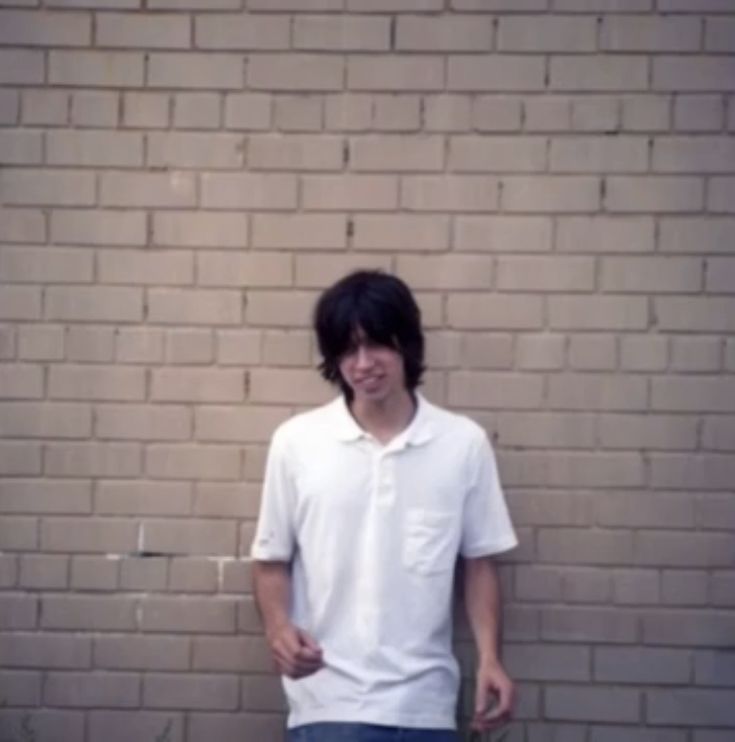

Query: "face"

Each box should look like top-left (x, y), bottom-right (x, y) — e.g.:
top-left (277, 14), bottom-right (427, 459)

top-left (337, 327), bottom-right (408, 405)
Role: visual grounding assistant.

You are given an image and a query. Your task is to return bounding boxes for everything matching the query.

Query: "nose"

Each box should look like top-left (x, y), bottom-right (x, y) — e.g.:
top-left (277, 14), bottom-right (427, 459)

top-left (354, 344), bottom-right (373, 369)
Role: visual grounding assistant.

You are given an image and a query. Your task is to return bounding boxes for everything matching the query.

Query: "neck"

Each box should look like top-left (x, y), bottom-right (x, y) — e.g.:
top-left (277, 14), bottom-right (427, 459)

top-left (349, 389), bottom-right (416, 445)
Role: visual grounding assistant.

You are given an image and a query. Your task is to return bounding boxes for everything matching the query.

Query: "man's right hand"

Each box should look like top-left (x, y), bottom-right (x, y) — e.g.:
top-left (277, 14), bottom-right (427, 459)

top-left (266, 623), bottom-right (324, 679)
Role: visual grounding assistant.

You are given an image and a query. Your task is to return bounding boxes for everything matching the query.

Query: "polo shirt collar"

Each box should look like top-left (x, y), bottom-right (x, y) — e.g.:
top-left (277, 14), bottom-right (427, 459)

top-left (331, 393), bottom-right (435, 448)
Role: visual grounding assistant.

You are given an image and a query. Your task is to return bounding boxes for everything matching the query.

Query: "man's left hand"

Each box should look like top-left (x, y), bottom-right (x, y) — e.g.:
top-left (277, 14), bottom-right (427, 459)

top-left (471, 660), bottom-right (515, 732)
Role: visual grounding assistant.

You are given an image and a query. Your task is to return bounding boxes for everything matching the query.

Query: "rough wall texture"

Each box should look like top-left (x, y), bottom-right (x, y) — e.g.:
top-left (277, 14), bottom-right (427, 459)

top-left (1, 1), bottom-right (734, 741)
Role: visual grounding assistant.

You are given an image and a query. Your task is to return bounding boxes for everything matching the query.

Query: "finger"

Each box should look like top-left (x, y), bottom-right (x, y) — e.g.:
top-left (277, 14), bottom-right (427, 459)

top-left (297, 629), bottom-right (323, 656)
top-left (473, 678), bottom-right (489, 718)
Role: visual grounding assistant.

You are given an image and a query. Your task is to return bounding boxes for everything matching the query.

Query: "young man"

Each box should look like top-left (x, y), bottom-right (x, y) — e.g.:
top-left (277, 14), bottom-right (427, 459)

top-left (251, 271), bottom-right (517, 742)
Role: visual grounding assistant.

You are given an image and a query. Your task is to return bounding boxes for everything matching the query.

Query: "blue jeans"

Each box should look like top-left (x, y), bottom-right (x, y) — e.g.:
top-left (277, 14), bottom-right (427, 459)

top-left (287, 723), bottom-right (459, 742)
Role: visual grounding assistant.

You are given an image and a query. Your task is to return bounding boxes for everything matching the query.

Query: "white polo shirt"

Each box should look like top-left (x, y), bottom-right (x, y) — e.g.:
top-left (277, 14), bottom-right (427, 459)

top-left (251, 394), bottom-right (517, 730)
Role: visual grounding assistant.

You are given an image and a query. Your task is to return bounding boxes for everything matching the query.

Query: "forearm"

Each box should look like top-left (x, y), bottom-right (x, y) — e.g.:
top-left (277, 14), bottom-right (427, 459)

top-left (252, 559), bottom-right (292, 639)
top-left (462, 556), bottom-right (503, 666)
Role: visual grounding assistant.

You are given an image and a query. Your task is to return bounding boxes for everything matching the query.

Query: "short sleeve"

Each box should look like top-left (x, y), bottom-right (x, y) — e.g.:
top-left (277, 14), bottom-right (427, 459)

top-left (460, 431), bottom-right (518, 559)
top-left (250, 427), bottom-right (297, 562)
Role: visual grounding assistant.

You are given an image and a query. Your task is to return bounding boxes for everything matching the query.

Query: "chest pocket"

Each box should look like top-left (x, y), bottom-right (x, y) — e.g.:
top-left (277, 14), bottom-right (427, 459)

top-left (402, 509), bottom-right (458, 576)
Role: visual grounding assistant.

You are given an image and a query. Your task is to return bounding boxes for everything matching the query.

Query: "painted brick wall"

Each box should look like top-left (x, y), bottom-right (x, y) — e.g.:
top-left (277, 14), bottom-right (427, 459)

top-left (1, 1), bottom-right (734, 741)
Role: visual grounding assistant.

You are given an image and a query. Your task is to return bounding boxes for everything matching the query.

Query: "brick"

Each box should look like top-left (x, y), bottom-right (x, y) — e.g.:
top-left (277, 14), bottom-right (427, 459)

top-left (0, 670), bottom-right (41, 705)
top-left (188, 713), bottom-right (285, 742)
top-left (148, 289), bottom-right (242, 325)
top-left (449, 136), bottom-right (546, 173)
top-left (497, 412), bottom-right (594, 450)
top-left (347, 0), bottom-right (442, 8)
top-left (602, 257), bottom-right (702, 292)
top-left (197, 253), bottom-right (291, 288)
top-left (119, 557), bottom-right (168, 591)
top-left (98, 250), bottom-right (193, 287)
top-left (224, 93), bottom-right (271, 130)
top-left (216, 329), bottom-right (262, 365)
top-left (0, 130), bottom-right (42, 164)
top-left (273, 95), bottom-right (322, 132)
top-left (140, 596), bottom-right (236, 633)
top-left (302, 174), bottom-right (399, 210)
top-left (45, 672), bottom-right (139, 708)
top-left (0, 208), bottom-right (45, 244)
top-left (262, 330), bottom-right (311, 366)
top-left (571, 97), bottom-right (618, 132)
top-left (0, 594), bottom-right (37, 629)
top-left (671, 337), bottom-right (721, 372)
top-left (515, 565), bottom-right (563, 601)
top-left (46, 286), bottom-right (143, 323)
top-left (173, 92), bottom-right (220, 129)
top-left (457, 333), bottom-right (515, 370)
top-left (516, 335), bottom-right (565, 371)
top-left (562, 567), bottom-right (612, 604)
top-left (0, 286), bottom-right (41, 320)
top-left (154, 212), bottom-right (248, 249)
top-left (221, 561), bottom-right (254, 594)
top-left (251, 214), bottom-right (344, 251)
top-left (194, 483), bottom-right (261, 518)
top-left (195, 14), bottom-right (289, 49)
top-left (95, 635), bottom-right (188, 671)
top-left (599, 415), bottom-right (698, 451)
top-left (51, 210), bottom-right (146, 246)
top-left (353, 214), bottom-right (449, 251)
top-left (396, 16), bottom-right (491, 51)
top-left (695, 651), bottom-right (735, 687)
top-left (602, 15), bottom-right (700, 51)
top-left (248, 134), bottom-right (341, 171)
top-left (554, 0), bottom-right (652, 8)
top-left (151, 368), bottom-right (245, 403)
top-left (169, 556), bottom-right (220, 591)
top-left (546, 686), bottom-right (640, 723)
top-left (643, 610), bottom-right (735, 647)
top-left (448, 55), bottom-right (545, 91)
top-left (42, 595), bottom-right (136, 631)
top-left (502, 176), bottom-right (600, 212)
top-left (21, 554), bottom-right (68, 590)
top-left (144, 673), bottom-right (238, 711)
top-left (397, 255), bottom-right (493, 290)
top-left (674, 95), bottom-right (725, 131)
top-left (96, 482), bottom-right (192, 517)
top-left (241, 674), bottom-right (286, 712)
top-left (497, 256), bottom-right (594, 291)
top-left (96, 405), bottom-right (190, 442)
top-left (294, 15), bottom-right (389, 51)
top-left (622, 94), bottom-right (670, 131)
top-left (549, 375), bottom-right (647, 411)
top-left (122, 92), bottom-right (169, 128)
top-left (166, 329), bottom-right (214, 365)
top-left (71, 91), bottom-right (118, 128)
top-left (0, 50), bottom-right (44, 83)
top-left (149, 0), bottom-right (240, 6)
top-left (41, 512), bottom-right (138, 552)
top-left (400, 175), bottom-right (498, 212)
top-left (448, 294), bottom-right (543, 329)
top-left (349, 55), bottom-right (444, 91)
top-left (654, 137), bottom-right (735, 173)
top-left (0, 364), bottom-right (43, 399)
top-left (456, 216), bottom-right (552, 252)
top-left (549, 296), bottom-right (648, 330)
top-left (551, 136), bottom-right (647, 173)
top-left (89, 712), bottom-right (184, 742)
top-left (324, 93), bottom-right (371, 131)
top-left (710, 177), bottom-right (735, 212)
top-left (1, 247), bottom-right (92, 284)
top-left (424, 331), bottom-right (462, 369)
top-left (1, 480), bottom-right (91, 515)
top-left (654, 57), bottom-right (735, 92)
top-left (635, 530), bottom-right (733, 567)
top-left (505, 644), bottom-right (590, 682)
top-left (524, 96), bottom-right (570, 132)
top-left (50, 50), bottom-right (143, 87)
top-left (0, 402), bottom-right (91, 439)
top-left (246, 290), bottom-right (319, 327)
top-left (499, 16), bottom-right (595, 51)
top-left (192, 636), bottom-right (269, 672)
top-left (0, 634), bottom-right (89, 669)
top-left (613, 568), bottom-right (660, 605)
top-left (116, 328), bottom-right (165, 363)
top-left (249, 54), bottom-right (342, 91)
top-left (0, 325), bottom-right (15, 359)
top-left (661, 298), bottom-right (735, 334)
top-left (551, 56), bottom-right (647, 91)
top-left (295, 254), bottom-right (392, 288)
top-left (47, 0), bottom-right (139, 5)
top-left (542, 607), bottom-right (638, 643)
top-left (148, 132), bottom-right (243, 169)
top-left (652, 377), bottom-right (735, 412)
top-left (249, 368), bottom-right (333, 404)
top-left (702, 418), bottom-right (735, 451)
top-left (71, 555), bottom-right (118, 591)
top-left (559, 216), bottom-right (654, 253)
top-left (149, 53), bottom-right (243, 89)
top-left (0, 169), bottom-right (95, 206)
top-left (201, 173), bottom-right (297, 209)
top-left (707, 17), bottom-right (735, 52)
top-left (469, 95), bottom-right (521, 132)
top-left (48, 366), bottom-right (144, 403)
top-left (372, 94), bottom-right (420, 131)
top-left (0, 89), bottom-right (19, 124)
top-left (662, 570), bottom-right (708, 606)
top-left (98, 12), bottom-right (190, 48)
top-left (142, 518), bottom-right (237, 555)
top-left (699, 495), bottom-right (735, 530)
top-left (538, 528), bottom-right (634, 565)
top-left (448, 372), bottom-right (544, 410)
top-left (648, 689), bottom-right (735, 727)
top-left (104, 172), bottom-right (196, 209)
top-left (0, 515), bottom-right (38, 549)
top-left (651, 453), bottom-right (735, 492)
top-left (350, 135), bottom-right (443, 172)
top-left (568, 335), bottom-right (616, 371)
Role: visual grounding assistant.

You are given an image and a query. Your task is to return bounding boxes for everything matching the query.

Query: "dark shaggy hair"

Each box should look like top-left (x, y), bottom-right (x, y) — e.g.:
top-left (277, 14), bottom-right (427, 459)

top-left (314, 270), bottom-right (425, 400)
